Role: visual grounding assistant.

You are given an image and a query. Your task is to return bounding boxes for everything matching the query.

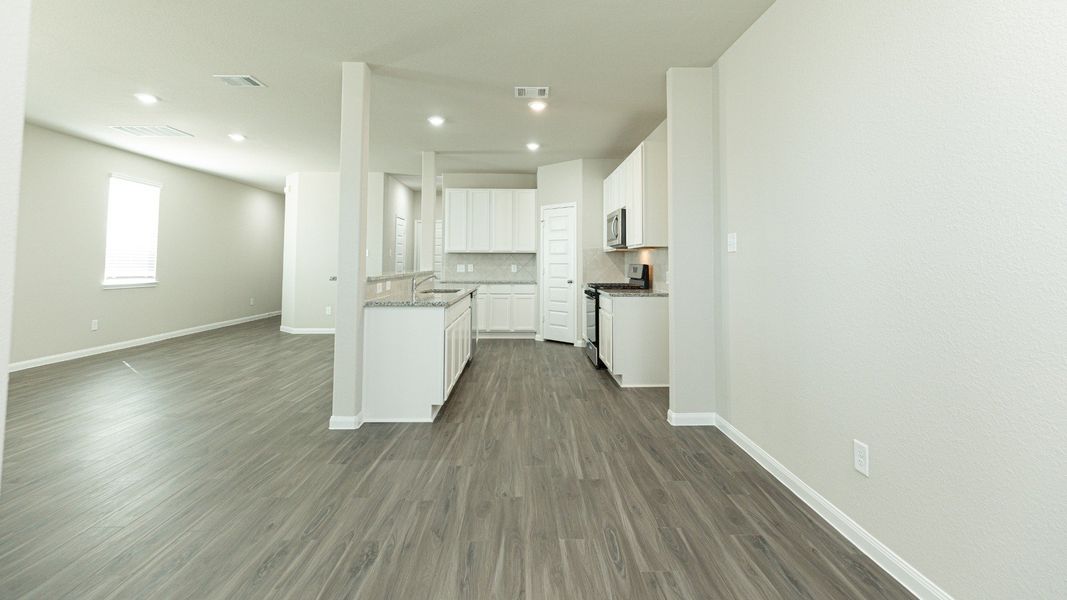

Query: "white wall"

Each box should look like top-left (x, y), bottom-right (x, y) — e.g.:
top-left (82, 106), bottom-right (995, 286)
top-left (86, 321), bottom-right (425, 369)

top-left (0, 0), bottom-right (32, 491)
top-left (282, 172), bottom-right (339, 332)
top-left (365, 172), bottom-right (385, 277)
top-left (11, 125), bottom-right (284, 364)
top-left (711, 1), bottom-right (1067, 598)
top-left (382, 175), bottom-right (417, 274)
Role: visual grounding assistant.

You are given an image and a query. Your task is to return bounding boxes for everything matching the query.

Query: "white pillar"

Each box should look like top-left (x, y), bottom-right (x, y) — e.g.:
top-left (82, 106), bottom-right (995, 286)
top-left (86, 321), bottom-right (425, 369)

top-left (0, 0), bottom-right (32, 487)
top-left (666, 67), bottom-right (719, 425)
top-left (419, 151), bottom-right (436, 272)
top-left (331, 62), bottom-right (372, 429)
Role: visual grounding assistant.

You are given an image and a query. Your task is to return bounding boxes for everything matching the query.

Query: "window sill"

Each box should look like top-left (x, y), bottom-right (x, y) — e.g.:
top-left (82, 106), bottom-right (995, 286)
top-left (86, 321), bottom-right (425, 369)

top-left (102, 280), bottom-right (158, 290)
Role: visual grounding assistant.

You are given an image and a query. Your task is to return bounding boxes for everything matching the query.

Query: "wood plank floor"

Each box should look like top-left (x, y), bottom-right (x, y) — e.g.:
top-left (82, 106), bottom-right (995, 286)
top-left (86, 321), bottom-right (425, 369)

top-left (0, 317), bottom-right (913, 599)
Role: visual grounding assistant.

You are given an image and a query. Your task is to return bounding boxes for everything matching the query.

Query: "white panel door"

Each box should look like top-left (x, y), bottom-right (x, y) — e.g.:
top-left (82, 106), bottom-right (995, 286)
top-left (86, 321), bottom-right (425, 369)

top-left (468, 189), bottom-right (492, 252)
top-left (491, 190), bottom-right (514, 252)
top-left (513, 190), bottom-right (536, 252)
top-left (394, 216), bottom-right (406, 273)
top-left (488, 295), bottom-right (511, 331)
top-left (541, 205), bottom-right (577, 343)
top-left (511, 294), bottom-right (536, 331)
top-left (445, 189), bottom-right (468, 252)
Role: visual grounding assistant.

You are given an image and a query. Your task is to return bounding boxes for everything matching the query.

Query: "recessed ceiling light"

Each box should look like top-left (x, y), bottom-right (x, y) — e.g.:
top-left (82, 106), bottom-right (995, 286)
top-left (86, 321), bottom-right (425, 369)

top-left (528, 100), bottom-right (547, 112)
top-left (427, 115), bottom-right (445, 127)
top-left (134, 93), bottom-right (159, 105)
top-left (526, 142), bottom-right (540, 151)
top-left (228, 133), bottom-right (246, 142)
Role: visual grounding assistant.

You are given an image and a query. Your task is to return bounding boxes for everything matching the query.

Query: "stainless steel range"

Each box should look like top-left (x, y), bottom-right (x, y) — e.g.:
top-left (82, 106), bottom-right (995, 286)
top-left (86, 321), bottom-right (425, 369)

top-left (584, 264), bottom-right (650, 368)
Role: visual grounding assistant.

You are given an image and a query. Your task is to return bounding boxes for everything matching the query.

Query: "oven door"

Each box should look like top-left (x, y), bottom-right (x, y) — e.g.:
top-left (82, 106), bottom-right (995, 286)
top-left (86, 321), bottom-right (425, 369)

top-left (584, 289), bottom-right (601, 368)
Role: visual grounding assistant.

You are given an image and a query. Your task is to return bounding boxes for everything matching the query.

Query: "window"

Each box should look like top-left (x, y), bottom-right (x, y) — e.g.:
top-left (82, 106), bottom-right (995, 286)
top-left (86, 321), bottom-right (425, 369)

top-left (103, 175), bottom-right (160, 287)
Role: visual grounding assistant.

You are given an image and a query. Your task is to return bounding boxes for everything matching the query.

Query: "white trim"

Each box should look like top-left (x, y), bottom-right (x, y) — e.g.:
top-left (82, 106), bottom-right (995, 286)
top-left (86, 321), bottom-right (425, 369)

top-left (666, 409), bottom-right (717, 426)
top-left (362, 416), bottom-right (433, 423)
top-left (328, 414), bottom-right (363, 429)
top-left (715, 416), bottom-right (954, 600)
top-left (102, 280), bottom-right (158, 290)
top-left (280, 326), bottom-right (336, 335)
top-left (8, 311), bottom-right (281, 372)
top-left (475, 331), bottom-right (536, 340)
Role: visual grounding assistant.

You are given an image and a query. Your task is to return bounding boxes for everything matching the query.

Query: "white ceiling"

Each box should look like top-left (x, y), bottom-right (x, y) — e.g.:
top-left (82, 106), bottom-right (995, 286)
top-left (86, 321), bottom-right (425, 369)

top-left (26, 0), bottom-right (774, 192)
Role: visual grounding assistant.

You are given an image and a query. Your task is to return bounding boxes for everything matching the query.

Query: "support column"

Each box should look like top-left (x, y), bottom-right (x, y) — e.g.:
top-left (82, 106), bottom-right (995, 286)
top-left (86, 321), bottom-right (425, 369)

top-left (331, 62), bottom-right (372, 429)
top-left (666, 67), bottom-right (719, 426)
top-left (0, 0), bottom-right (32, 487)
top-left (419, 151), bottom-right (436, 272)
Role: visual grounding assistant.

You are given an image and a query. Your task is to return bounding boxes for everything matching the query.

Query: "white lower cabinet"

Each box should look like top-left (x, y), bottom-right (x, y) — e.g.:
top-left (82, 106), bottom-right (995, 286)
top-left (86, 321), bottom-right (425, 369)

top-left (477, 284), bottom-right (537, 333)
top-left (363, 295), bottom-right (474, 422)
top-left (597, 294), bottom-right (668, 387)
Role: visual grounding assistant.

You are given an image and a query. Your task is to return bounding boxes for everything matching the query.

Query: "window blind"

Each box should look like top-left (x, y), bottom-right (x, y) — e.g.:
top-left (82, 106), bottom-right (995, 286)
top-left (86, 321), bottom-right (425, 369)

top-left (103, 175), bottom-right (160, 284)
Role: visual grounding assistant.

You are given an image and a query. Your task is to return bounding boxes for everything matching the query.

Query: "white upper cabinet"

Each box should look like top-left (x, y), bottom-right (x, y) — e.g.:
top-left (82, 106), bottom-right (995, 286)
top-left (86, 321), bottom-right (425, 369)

top-left (513, 190), bottom-right (536, 252)
top-left (445, 189), bottom-right (468, 253)
top-left (444, 188), bottom-right (537, 253)
top-left (602, 120), bottom-right (667, 249)
top-left (468, 189), bottom-right (493, 252)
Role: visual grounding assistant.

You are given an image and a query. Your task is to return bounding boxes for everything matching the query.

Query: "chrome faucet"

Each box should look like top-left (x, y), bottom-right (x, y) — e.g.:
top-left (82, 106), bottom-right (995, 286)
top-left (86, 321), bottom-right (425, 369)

top-left (411, 273), bottom-right (436, 298)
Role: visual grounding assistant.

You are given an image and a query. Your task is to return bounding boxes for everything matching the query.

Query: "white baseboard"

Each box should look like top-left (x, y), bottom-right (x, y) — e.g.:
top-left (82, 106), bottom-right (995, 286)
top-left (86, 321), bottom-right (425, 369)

top-left (328, 414), bottom-right (363, 430)
top-left (477, 331), bottom-right (537, 340)
top-left (280, 326), bottom-right (335, 334)
top-left (666, 409), bottom-right (717, 426)
top-left (714, 416), bottom-right (953, 600)
top-left (8, 311), bottom-right (281, 372)
top-left (361, 416), bottom-right (434, 423)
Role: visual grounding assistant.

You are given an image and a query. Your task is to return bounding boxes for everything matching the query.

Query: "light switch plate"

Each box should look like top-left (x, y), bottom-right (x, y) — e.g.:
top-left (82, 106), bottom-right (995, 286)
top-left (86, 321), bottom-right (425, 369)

top-left (457, 264), bottom-right (466, 273)
top-left (727, 233), bottom-right (738, 253)
top-left (511, 264), bottom-right (517, 273)
top-left (385, 281), bottom-right (391, 290)
top-left (90, 319), bottom-right (99, 331)
top-left (467, 263), bottom-right (474, 272)
top-left (376, 283), bottom-right (383, 293)
top-left (325, 305), bottom-right (332, 316)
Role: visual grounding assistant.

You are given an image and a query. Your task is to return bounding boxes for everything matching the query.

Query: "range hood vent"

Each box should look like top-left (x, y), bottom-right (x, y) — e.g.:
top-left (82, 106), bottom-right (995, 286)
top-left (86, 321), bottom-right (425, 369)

top-left (213, 74), bottom-right (267, 87)
top-left (514, 86), bottom-right (550, 99)
top-left (110, 125), bottom-right (193, 138)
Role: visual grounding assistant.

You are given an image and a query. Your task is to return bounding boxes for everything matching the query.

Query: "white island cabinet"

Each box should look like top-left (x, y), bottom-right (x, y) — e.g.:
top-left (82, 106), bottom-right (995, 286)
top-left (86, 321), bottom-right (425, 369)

top-left (598, 292), bottom-right (669, 387)
top-left (362, 292), bottom-right (473, 422)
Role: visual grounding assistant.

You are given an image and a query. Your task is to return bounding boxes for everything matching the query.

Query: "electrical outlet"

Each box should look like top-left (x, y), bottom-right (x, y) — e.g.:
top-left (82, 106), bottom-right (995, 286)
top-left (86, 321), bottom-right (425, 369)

top-left (249, 297), bottom-right (255, 306)
top-left (467, 264), bottom-right (474, 272)
top-left (853, 440), bottom-right (870, 477)
top-left (376, 283), bottom-right (383, 293)
top-left (727, 233), bottom-right (738, 253)
top-left (90, 319), bottom-right (99, 331)
top-left (511, 264), bottom-right (517, 273)
top-left (385, 281), bottom-right (391, 290)
top-left (325, 305), bottom-right (332, 316)
top-left (457, 264), bottom-right (466, 273)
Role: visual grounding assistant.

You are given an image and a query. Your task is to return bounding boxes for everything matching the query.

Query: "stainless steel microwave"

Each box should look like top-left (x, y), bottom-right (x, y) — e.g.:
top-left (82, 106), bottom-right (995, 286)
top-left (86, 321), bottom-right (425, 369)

top-left (606, 208), bottom-right (626, 248)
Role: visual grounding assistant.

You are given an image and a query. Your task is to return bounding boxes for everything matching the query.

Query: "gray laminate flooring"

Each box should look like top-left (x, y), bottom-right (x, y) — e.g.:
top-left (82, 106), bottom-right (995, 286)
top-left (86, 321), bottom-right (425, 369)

top-left (0, 317), bottom-right (913, 599)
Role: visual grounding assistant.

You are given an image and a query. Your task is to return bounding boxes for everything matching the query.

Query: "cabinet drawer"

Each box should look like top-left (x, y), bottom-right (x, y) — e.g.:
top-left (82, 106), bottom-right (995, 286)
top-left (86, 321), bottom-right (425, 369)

top-left (446, 295), bottom-right (471, 325)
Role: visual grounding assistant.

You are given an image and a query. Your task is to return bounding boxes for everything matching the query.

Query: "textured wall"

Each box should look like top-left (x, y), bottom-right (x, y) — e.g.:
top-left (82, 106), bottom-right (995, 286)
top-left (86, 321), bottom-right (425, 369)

top-left (716, 1), bottom-right (1067, 598)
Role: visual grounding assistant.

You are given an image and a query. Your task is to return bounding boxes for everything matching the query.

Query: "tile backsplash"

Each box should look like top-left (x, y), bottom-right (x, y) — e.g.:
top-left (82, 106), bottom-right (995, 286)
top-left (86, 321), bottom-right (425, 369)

top-left (442, 253), bottom-right (537, 282)
top-left (583, 247), bottom-right (669, 290)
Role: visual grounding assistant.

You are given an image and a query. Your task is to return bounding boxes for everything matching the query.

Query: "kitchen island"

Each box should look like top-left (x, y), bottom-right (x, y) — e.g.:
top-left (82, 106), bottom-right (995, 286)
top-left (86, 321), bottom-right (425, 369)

top-left (362, 286), bottom-right (477, 422)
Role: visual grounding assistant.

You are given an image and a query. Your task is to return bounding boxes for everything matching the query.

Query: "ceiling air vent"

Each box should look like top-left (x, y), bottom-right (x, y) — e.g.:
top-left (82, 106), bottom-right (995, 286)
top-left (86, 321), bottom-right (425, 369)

top-left (110, 125), bottom-right (193, 137)
top-left (213, 74), bottom-right (266, 87)
top-left (514, 86), bottom-right (550, 99)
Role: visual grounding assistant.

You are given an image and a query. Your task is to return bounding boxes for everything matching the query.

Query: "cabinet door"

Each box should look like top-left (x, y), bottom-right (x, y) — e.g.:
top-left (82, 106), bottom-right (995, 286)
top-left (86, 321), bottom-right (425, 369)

top-left (491, 190), bottom-right (514, 252)
top-left (599, 309), bottom-right (613, 371)
top-left (511, 294), bottom-right (536, 332)
top-left (603, 176), bottom-right (616, 251)
top-left (488, 294), bottom-right (511, 331)
top-left (463, 309), bottom-right (472, 363)
top-left (443, 318), bottom-right (455, 395)
top-left (476, 291), bottom-right (489, 331)
top-left (468, 189), bottom-right (492, 252)
top-left (626, 145), bottom-right (644, 247)
top-left (445, 189), bottom-right (468, 253)
top-left (513, 190), bottom-right (536, 252)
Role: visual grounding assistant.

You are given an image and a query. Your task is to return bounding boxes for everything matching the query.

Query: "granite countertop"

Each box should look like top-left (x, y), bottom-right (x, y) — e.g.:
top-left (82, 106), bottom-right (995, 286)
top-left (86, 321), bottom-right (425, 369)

top-left (599, 289), bottom-right (669, 298)
top-left (365, 286), bottom-right (476, 308)
top-left (365, 270), bottom-right (434, 283)
top-left (439, 279), bottom-right (537, 285)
